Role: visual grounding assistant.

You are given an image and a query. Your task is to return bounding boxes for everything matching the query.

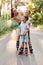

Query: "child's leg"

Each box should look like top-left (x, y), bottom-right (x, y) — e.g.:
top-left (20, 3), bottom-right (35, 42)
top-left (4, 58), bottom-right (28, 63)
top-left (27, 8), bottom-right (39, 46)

top-left (18, 42), bottom-right (24, 55)
top-left (25, 42), bottom-right (28, 55)
top-left (25, 42), bottom-right (28, 48)
top-left (22, 42), bottom-right (24, 48)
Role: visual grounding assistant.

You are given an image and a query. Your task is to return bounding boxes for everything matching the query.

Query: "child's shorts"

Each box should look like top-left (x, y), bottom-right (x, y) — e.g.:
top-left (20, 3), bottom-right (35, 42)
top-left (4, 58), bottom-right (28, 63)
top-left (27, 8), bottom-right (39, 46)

top-left (20, 34), bottom-right (28, 43)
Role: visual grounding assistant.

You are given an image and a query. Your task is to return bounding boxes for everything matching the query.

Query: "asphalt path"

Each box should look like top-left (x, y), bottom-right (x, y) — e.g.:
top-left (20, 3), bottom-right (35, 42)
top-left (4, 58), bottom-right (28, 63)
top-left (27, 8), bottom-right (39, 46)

top-left (0, 27), bottom-right (43, 65)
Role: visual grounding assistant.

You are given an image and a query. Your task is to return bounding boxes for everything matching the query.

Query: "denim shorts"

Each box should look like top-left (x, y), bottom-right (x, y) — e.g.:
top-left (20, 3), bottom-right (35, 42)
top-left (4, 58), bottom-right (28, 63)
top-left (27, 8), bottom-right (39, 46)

top-left (20, 34), bottom-right (28, 43)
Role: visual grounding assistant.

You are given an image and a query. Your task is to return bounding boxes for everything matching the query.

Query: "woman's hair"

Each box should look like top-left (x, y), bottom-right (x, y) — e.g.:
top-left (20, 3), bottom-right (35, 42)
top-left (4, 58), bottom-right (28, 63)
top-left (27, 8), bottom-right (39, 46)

top-left (24, 16), bottom-right (28, 21)
top-left (28, 10), bottom-right (31, 14)
top-left (11, 8), bottom-right (14, 18)
top-left (11, 8), bottom-right (18, 18)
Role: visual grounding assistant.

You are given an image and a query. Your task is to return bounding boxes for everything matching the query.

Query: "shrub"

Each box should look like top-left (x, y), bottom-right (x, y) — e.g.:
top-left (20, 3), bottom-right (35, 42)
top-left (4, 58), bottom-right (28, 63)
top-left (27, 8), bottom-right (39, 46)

top-left (37, 24), bottom-right (43, 29)
top-left (0, 18), bottom-right (18, 36)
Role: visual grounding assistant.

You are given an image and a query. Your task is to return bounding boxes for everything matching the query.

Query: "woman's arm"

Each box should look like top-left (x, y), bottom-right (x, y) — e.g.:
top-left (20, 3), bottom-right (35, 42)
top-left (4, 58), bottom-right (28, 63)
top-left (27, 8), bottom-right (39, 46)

top-left (24, 28), bottom-right (30, 36)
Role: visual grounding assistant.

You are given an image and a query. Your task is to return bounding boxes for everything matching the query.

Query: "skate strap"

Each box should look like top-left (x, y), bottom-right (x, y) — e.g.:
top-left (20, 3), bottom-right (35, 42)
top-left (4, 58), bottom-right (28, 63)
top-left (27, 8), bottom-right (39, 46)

top-left (20, 47), bottom-right (24, 50)
top-left (25, 48), bottom-right (28, 50)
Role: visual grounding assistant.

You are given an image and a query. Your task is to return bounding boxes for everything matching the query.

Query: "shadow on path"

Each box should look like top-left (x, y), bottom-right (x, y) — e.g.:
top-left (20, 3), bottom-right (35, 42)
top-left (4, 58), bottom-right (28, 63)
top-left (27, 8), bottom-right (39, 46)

top-left (17, 54), bottom-right (38, 65)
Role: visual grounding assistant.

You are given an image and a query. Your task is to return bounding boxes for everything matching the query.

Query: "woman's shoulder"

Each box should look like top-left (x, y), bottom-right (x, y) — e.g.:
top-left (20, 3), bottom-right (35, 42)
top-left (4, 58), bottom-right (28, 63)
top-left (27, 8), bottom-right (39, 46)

top-left (27, 17), bottom-right (31, 21)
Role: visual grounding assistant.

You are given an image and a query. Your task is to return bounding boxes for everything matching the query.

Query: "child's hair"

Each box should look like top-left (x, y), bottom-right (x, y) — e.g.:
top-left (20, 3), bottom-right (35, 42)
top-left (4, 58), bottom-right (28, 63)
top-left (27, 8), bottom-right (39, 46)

top-left (28, 10), bottom-right (31, 14)
top-left (24, 16), bottom-right (28, 21)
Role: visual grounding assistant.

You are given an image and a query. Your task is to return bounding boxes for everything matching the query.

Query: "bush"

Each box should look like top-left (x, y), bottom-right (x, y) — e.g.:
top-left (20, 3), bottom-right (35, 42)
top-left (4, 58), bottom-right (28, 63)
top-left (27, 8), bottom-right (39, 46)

top-left (11, 19), bottom-right (18, 29)
top-left (37, 24), bottom-right (43, 29)
top-left (1, 13), bottom-right (11, 20)
top-left (31, 12), bottom-right (43, 26)
top-left (0, 17), bottom-right (18, 36)
top-left (29, 0), bottom-right (43, 26)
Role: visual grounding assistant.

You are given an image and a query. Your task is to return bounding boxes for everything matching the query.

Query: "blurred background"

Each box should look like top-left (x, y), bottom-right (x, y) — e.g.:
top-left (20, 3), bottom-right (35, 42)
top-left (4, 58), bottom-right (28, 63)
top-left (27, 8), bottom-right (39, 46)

top-left (0, 0), bottom-right (43, 36)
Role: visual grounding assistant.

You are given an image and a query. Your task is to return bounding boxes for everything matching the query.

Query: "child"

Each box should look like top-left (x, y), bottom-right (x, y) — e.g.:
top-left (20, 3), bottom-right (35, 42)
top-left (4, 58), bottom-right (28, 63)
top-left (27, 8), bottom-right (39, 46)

top-left (18, 16), bottom-right (29, 55)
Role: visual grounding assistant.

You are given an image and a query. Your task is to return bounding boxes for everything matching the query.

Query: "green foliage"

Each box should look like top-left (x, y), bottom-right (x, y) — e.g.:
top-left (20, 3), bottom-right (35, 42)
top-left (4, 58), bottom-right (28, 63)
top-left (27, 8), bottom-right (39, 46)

top-left (1, 13), bottom-right (11, 20)
top-left (29, 0), bottom-right (43, 27)
top-left (37, 24), bottom-right (43, 29)
top-left (0, 17), bottom-right (18, 36)
top-left (11, 19), bottom-right (18, 29)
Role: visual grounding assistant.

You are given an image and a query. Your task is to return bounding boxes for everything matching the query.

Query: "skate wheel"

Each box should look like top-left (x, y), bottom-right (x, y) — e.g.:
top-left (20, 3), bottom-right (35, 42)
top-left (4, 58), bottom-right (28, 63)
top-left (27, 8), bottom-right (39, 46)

top-left (30, 49), bottom-right (33, 54)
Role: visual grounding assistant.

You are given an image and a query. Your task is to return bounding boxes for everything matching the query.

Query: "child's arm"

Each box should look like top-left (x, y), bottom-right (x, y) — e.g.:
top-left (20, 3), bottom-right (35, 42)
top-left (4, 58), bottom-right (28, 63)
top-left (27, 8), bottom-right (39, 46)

top-left (24, 28), bottom-right (30, 36)
top-left (26, 28), bottom-right (30, 32)
top-left (24, 24), bottom-right (30, 36)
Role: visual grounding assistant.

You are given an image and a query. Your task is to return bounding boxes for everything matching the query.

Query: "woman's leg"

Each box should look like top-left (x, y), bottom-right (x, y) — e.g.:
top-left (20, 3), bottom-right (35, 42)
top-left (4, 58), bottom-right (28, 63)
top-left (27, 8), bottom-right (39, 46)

top-left (16, 28), bottom-right (20, 50)
top-left (28, 31), bottom-right (33, 53)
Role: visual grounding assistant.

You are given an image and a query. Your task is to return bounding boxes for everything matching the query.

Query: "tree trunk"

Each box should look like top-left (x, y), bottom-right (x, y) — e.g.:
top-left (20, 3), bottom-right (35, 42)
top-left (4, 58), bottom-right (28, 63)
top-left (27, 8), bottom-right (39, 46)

top-left (0, 6), bottom-right (1, 17)
top-left (11, 0), bottom-right (12, 18)
top-left (0, 9), bottom-right (1, 17)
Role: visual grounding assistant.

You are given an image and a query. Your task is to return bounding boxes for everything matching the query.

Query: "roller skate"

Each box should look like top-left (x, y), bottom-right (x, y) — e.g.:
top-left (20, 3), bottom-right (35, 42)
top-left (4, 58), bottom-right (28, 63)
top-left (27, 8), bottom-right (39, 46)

top-left (18, 47), bottom-right (24, 55)
top-left (16, 41), bottom-right (19, 51)
top-left (29, 44), bottom-right (33, 54)
top-left (25, 48), bottom-right (28, 56)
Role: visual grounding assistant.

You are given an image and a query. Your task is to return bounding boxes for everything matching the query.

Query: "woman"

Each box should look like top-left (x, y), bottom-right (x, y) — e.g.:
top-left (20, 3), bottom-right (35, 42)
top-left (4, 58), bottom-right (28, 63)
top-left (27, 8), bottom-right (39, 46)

top-left (24, 10), bottom-right (33, 53)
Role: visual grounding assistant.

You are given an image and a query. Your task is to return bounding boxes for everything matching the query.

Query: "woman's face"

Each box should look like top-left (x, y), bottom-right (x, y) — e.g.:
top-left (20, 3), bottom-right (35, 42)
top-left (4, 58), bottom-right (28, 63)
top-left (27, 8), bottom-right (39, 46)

top-left (24, 10), bottom-right (30, 17)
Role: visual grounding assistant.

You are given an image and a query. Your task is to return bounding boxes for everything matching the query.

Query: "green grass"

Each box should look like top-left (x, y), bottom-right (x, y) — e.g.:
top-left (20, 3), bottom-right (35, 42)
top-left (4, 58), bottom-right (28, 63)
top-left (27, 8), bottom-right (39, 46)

top-left (37, 24), bottom-right (43, 29)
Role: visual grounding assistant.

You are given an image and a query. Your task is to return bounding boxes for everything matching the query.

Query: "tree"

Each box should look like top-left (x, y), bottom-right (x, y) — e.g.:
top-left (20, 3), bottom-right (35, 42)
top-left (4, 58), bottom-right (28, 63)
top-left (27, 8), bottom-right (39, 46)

top-left (0, 1), bottom-right (2, 16)
top-left (28, 0), bottom-right (43, 26)
top-left (0, 0), bottom-right (7, 17)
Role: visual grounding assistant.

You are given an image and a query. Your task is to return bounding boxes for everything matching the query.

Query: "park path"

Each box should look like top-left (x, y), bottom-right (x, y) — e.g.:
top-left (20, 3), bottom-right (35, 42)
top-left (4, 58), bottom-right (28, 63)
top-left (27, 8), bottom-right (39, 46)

top-left (0, 27), bottom-right (43, 65)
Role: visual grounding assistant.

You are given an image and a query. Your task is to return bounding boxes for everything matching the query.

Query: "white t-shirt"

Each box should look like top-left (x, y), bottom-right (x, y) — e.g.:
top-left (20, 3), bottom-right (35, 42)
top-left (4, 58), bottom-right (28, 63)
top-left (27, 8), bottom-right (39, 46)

top-left (19, 22), bottom-right (29, 35)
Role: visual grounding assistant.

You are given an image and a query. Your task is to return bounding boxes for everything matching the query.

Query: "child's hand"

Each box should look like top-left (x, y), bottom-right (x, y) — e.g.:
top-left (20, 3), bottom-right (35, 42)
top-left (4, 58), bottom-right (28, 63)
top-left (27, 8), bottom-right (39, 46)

top-left (23, 32), bottom-right (26, 36)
